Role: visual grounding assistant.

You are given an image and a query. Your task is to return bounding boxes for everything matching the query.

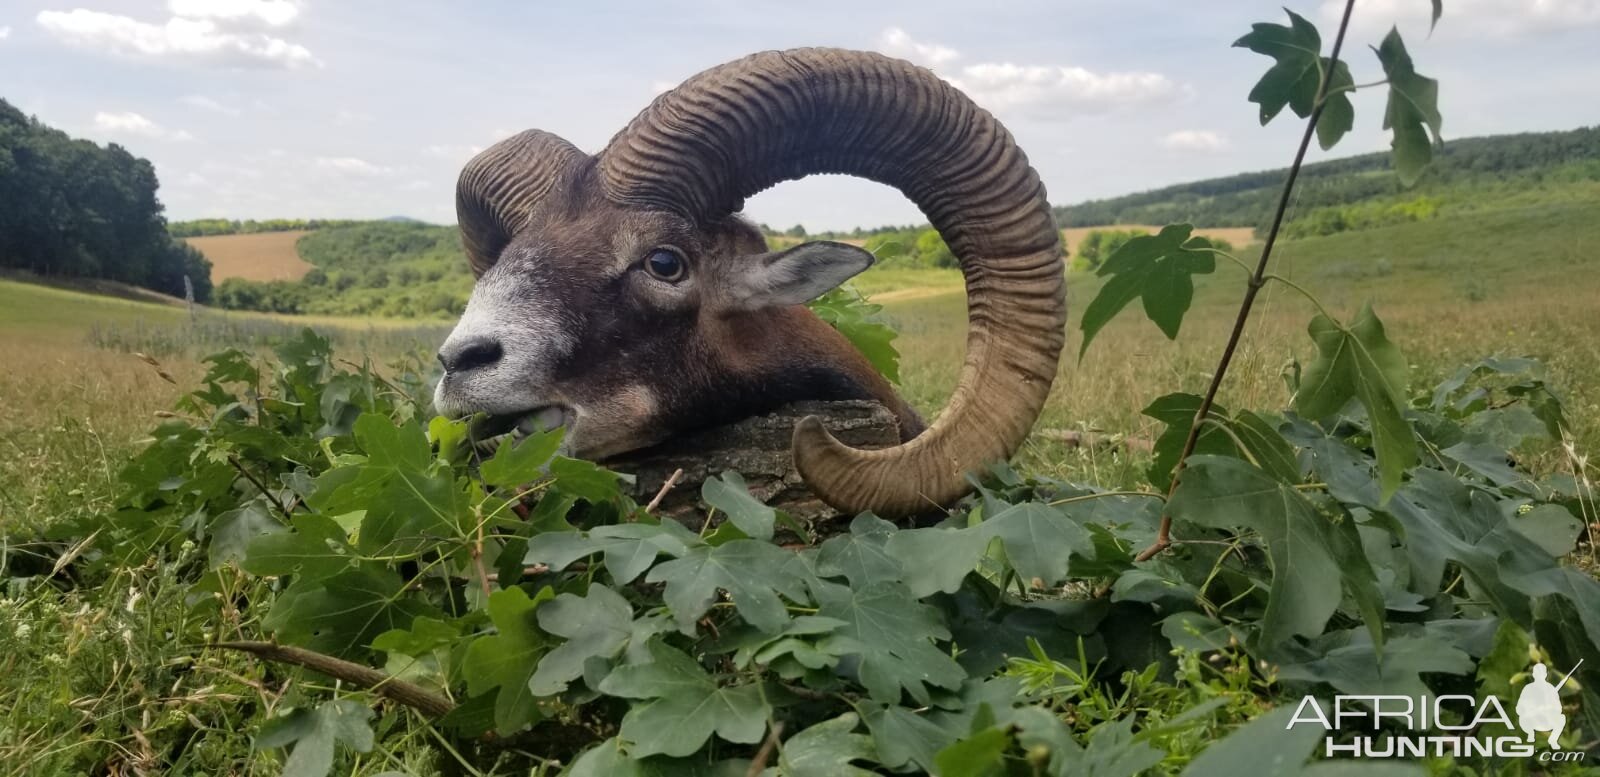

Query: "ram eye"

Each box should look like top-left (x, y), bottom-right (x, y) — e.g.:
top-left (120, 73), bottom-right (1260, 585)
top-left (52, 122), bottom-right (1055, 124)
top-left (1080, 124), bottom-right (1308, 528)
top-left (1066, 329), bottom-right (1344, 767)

top-left (642, 248), bottom-right (687, 282)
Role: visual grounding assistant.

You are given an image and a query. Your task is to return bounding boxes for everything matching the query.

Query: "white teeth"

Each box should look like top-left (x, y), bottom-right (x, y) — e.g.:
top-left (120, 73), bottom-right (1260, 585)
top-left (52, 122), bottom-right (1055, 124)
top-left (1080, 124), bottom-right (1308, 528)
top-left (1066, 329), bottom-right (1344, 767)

top-left (516, 416), bottom-right (539, 436)
top-left (533, 406), bottom-right (565, 432)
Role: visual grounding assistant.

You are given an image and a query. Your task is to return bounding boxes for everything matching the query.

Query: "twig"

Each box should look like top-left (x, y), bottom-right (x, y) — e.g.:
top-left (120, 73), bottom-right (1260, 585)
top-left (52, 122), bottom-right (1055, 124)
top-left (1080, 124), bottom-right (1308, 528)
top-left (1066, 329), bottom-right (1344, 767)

top-left (744, 721), bottom-right (785, 777)
top-left (1135, 0), bottom-right (1358, 563)
top-left (211, 641), bottom-right (456, 718)
top-left (644, 468), bottom-right (685, 514)
top-left (227, 455), bottom-right (294, 521)
top-left (471, 518), bottom-right (493, 600)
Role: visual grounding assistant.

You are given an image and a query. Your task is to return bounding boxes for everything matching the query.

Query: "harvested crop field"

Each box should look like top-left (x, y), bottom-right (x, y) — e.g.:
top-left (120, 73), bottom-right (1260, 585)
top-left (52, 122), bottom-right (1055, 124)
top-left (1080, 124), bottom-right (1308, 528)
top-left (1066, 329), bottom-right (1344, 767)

top-left (1060, 225), bottom-right (1257, 253)
top-left (184, 230), bottom-right (314, 282)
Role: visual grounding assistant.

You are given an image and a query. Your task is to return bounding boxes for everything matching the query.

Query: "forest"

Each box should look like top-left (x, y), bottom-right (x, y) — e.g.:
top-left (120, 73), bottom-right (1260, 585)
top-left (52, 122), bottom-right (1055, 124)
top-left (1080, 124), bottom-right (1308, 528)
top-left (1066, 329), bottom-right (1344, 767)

top-left (0, 100), bottom-right (213, 302)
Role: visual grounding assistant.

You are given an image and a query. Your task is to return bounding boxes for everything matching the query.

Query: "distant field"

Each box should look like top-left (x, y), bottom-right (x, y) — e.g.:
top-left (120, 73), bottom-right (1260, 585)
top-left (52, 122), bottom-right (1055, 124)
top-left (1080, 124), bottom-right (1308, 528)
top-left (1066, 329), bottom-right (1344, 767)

top-left (1060, 225), bottom-right (1256, 254)
top-left (185, 230), bottom-right (314, 282)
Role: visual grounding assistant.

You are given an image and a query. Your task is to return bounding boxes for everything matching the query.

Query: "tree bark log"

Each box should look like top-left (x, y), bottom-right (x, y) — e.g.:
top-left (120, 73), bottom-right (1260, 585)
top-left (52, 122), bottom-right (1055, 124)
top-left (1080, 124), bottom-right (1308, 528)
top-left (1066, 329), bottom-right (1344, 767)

top-left (602, 400), bottom-right (901, 526)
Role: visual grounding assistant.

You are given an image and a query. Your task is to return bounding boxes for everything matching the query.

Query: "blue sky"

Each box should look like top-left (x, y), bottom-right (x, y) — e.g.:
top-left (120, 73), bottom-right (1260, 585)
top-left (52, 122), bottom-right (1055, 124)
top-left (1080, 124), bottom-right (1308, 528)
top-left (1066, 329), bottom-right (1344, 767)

top-left (2, 0), bottom-right (1596, 230)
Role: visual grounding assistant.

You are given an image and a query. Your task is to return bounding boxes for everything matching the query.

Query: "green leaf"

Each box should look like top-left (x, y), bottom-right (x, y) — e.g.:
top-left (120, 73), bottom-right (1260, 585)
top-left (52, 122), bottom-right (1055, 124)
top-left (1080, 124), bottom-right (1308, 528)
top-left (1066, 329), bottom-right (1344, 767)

top-left (1384, 467), bottom-right (1600, 635)
top-left (1512, 504), bottom-right (1584, 557)
top-left (530, 584), bottom-right (635, 696)
top-left (1315, 61), bottom-right (1356, 151)
top-left (861, 705), bottom-right (955, 772)
top-left (597, 640), bottom-right (770, 758)
top-left (565, 738), bottom-right (642, 777)
top-left (1067, 715), bottom-right (1166, 777)
top-left (547, 456), bottom-right (623, 502)
top-left (242, 513), bottom-right (355, 583)
top-left (1079, 224), bottom-right (1216, 357)
top-left (646, 540), bottom-right (812, 634)
top-left (732, 615), bottom-right (848, 675)
top-left (1180, 706), bottom-right (1318, 777)
top-left (702, 471), bottom-right (775, 541)
top-left (933, 725), bottom-right (1011, 777)
top-left (262, 567), bottom-right (439, 658)
top-left (1374, 28), bottom-right (1442, 185)
top-left (808, 285), bottom-right (901, 384)
top-left (461, 585), bottom-right (555, 733)
top-left (764, 713), bottom-right (879, 777)
top-left (1144, 394), bottom-right (1301, 491)
top-left (479, 427), bottom-right (562, 487)
top-left (524, 522), bottom-right (696, 584)
top-left (814, 579), bottom-right (966, 704)
top-left (883, 526), bottom-right (987, 598)
top-left (1277, 632), bottom-right (1473, 697)
top-left (1293, 304), bottom-right (1416, 499)
top-left (1167, 456), bottom-right (1383, 647)
top-left (816, 513), bottom-right (903, 587)
top-left (981, 501), bottom-right (1095, 586)
top-left (209, 500), bottom-right (284, 569)
top-left (1144, 393), bottom-right (1244, 492)
top-left (255, 699), bottom-right (374, 777)
top-left (1233, 9), bottom-right (1357, 149)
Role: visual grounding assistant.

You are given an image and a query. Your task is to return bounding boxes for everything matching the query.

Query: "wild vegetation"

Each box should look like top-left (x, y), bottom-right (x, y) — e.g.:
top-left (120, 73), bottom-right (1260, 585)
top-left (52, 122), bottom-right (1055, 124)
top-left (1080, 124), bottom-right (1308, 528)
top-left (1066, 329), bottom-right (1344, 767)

top-left (0, 99), bottom-right (213, 301)
top-left (3, 4), bottom-right (1599, 775)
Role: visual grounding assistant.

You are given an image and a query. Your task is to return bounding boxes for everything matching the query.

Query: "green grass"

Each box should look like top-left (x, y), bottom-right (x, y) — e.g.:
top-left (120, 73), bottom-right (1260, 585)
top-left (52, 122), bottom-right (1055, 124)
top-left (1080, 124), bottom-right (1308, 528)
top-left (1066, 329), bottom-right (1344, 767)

top-left (3, 199), bottom-right (1599, 773)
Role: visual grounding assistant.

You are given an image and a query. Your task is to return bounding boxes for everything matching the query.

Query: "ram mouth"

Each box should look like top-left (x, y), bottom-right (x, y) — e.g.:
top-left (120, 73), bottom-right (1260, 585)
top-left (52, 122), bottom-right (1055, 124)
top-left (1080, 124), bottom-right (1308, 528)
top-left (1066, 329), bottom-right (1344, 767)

top-left (469, 405), bottom-right (572, 454)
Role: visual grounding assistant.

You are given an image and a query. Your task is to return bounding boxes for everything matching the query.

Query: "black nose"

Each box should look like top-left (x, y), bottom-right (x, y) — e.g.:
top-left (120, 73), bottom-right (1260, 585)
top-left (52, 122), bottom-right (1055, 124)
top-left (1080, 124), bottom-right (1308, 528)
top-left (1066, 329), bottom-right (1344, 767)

top-left (438, 335), bottom-right (503, 374)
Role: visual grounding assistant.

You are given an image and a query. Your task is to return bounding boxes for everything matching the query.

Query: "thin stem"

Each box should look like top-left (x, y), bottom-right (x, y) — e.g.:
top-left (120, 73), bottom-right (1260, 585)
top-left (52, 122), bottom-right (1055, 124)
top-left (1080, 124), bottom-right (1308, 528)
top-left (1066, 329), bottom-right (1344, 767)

top-left (1191, 246), bottom-right (1255, 275)
top-left (227, 456), bottom-right (293, 521)
top-left (1324, 78), bottom-right (1389, 97)
top-left (1135, 0), bottom-right (1357, 563)
top-left (1047, 490), bottom-right (1163, 507)
top-left (1265, 273), bottom-right (1336, 320)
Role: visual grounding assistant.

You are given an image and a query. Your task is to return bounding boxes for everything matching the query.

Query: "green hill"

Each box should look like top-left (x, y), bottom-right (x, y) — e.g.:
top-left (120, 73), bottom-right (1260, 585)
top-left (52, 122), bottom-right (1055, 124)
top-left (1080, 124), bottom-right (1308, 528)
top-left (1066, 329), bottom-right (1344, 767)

top-left (1054, 125), bottom-right (1600, 239)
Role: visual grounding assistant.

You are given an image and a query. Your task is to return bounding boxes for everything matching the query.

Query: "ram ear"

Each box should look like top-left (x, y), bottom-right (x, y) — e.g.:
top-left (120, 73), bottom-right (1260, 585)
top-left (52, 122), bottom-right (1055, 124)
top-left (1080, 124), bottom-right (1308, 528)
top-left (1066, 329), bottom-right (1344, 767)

top-left (725, 241), bottom-right (875, 311)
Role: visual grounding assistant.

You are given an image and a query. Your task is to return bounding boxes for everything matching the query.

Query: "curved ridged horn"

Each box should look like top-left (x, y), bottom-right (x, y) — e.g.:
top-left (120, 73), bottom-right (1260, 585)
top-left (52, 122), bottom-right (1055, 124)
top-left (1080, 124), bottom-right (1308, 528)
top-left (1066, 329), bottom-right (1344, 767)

top-left (456, 130), bottom-right (588, 276)
top-left (598, 48), bottom-right (1065, 517)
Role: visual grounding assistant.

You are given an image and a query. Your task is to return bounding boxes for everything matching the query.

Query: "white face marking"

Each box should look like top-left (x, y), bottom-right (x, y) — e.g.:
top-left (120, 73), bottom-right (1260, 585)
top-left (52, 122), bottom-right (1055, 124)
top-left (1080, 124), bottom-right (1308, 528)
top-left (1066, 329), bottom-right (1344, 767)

top-left (433, 261), bottom-right (576, 420)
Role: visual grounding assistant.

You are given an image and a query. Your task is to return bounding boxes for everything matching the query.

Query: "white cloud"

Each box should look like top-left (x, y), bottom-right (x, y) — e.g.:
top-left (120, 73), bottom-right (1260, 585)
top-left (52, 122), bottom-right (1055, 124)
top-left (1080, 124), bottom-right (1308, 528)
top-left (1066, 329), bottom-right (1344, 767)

top-left (315, 156), bottom-right (392, 176)
top-left (0, 26), bottom-right (12, 40)
top-left (876, 28), bottom-right (1177, 119)
top-left (166, 0), bottom-right (299, 28)
top-left (423, 144), bottom-right (483, 160)
top-left (1161, 129), bottom-right (1228, 152)
top-left (179, 94), bottom-right (241, 116)
top-left (1321, 0), bottom-right (1600, 37)
top-left (35, 7), bottom-right (318, 69)
top-left (93, 110), bottom-right (194, 141)
top-left (878, 27), bottom-right (961, 67)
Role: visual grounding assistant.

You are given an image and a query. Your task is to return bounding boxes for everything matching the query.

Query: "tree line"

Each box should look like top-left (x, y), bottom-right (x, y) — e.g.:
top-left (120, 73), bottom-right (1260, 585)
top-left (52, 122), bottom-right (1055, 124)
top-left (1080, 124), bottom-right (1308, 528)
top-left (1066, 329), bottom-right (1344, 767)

top-left (169, 218), bottom-right (364, 238)
top-left (0, 99), bottom-right (212, 301)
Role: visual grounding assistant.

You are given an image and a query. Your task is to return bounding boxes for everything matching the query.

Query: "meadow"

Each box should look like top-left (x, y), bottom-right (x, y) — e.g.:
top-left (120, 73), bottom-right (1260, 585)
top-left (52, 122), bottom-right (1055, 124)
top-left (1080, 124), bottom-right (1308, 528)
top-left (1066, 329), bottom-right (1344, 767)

top-left (2, 198), bottom-right (1598, 773)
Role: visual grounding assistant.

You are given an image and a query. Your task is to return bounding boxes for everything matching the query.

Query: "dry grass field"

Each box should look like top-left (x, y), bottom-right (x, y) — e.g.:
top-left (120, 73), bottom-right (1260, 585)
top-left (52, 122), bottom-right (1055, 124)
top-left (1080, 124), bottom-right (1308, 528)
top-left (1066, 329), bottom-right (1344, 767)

top-left (184, 230), bottom-right (315, 282)
top-left (1059, 225), bottom-right (1257, 255)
